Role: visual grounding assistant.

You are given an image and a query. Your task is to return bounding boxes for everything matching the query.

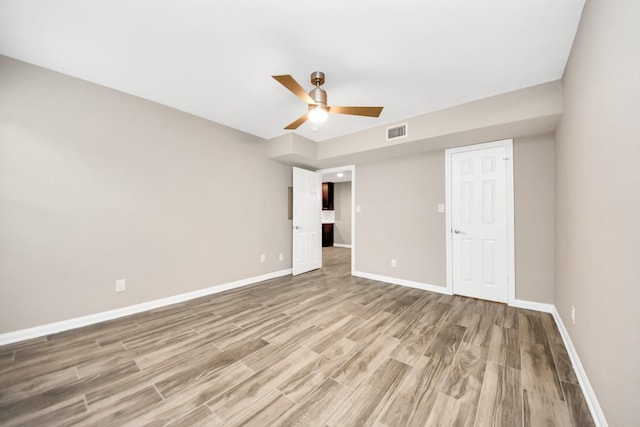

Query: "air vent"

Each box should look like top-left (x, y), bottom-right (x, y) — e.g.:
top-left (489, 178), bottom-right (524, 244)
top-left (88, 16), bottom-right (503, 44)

top-left (386, 123), bottom-right (407, 141)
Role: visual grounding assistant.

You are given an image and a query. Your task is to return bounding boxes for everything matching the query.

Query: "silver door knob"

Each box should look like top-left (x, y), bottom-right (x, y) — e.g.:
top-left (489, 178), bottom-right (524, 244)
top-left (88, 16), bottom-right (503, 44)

top-left (295, 226), bottom-right (302, 230)
top-left (453, 229), bottom-right (461, 234)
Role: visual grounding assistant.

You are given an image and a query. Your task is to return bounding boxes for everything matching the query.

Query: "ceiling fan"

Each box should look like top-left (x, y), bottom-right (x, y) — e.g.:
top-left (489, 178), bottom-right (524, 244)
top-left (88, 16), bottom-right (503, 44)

top-left (272, 71), bottom-right (384, 130)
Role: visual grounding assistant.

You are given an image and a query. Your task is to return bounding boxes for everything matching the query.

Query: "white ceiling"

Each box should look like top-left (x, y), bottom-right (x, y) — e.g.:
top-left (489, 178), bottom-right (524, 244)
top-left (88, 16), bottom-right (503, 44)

top-left (0, 0), bottom-right (584, 142)
top-left (322, 170), bottom-right (352, 184)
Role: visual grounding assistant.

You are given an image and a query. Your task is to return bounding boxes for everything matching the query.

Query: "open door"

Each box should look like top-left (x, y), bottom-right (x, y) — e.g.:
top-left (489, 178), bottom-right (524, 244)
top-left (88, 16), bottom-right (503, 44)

top-left (292, 167), bottom-right (322, 275)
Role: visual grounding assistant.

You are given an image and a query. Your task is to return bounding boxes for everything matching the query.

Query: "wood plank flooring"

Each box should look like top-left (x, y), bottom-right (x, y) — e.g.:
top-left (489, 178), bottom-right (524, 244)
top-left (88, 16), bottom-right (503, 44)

top-left (0, 247), bottom-right (595, 426)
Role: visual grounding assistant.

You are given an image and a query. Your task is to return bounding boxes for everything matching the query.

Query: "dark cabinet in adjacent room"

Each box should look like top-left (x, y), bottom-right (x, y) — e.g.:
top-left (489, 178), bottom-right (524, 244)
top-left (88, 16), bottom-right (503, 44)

top-left (322, 224), bottom-right (334, 247)
top-left (322, 182), bottom-right (334, 210)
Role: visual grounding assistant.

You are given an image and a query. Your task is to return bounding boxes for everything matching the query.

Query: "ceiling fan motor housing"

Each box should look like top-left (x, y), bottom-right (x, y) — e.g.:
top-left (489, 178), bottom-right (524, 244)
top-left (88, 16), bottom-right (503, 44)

top-left (309, 71), bottom-right (327, 107)
top-left (309, 87), bottom-right (327, 107)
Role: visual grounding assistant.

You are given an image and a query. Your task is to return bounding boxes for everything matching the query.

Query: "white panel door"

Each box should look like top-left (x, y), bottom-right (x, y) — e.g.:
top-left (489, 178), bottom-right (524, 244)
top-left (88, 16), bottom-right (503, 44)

top-left (451, 145), bottom-right (508, 302)
top-left (292, 167), bottom-right (322, 275)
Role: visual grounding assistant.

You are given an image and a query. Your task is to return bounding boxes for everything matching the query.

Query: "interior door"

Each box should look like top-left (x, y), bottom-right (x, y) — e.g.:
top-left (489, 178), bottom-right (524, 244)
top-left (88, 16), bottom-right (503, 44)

top-left (450, 145), bottom-right (508, 302)
top-left (292, 167), bottom-right (322, 275)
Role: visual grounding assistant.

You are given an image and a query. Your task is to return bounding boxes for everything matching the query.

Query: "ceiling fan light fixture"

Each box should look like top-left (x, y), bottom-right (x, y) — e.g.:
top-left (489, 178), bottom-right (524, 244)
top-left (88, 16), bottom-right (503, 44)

top-left (308, 105), bottom-right (328, 123)
top-left (273, 71), bottom-right (383, 130)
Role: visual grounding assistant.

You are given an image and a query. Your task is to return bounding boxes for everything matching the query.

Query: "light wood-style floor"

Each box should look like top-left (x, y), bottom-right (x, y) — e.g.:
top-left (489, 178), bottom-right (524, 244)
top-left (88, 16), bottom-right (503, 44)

top-left (0, 247), bottom-right (594, 426)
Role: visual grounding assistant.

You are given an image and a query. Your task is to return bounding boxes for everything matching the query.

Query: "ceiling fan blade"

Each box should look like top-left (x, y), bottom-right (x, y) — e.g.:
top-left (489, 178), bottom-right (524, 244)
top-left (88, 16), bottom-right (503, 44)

top-left (272, 75), bottom-right (315, 105)
top-left (284, 112), bottom-right (309, 130)
top-left (328, 106), bottom-right (384, 117)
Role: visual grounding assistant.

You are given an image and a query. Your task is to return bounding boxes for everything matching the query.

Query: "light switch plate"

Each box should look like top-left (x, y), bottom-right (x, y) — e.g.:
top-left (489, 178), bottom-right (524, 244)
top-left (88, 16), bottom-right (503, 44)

top-left (438, 203), bottom-right (445, 213)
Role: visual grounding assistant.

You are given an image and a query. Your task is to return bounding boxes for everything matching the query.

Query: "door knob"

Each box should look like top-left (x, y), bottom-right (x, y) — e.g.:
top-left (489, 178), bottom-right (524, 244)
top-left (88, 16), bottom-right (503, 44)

top-left (295, 226), bottom-right (302, 230)
top-left (453, 229), bottom-right (461, 234)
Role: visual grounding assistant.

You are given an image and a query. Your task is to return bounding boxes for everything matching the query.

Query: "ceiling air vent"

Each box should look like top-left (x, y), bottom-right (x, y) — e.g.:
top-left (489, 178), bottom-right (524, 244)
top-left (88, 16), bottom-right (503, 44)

top-left (386, 123), bottom-right (407, 141)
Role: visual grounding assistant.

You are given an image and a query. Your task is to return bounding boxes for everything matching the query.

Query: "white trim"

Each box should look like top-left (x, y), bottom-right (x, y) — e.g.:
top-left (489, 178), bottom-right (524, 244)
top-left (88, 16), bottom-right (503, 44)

top-left (551, 307), bottom-right (608, 427)
top-left (316, 165), bottom-right (356, 275)
top-left (352, 270), bottom-right (452, 295)
top-left (0, 269), bottom-right (292, 346)
top-left (332, 243), bottom-right (352, 249)
top-left (445, 139), bottom-right (515, 304)
top-left (445, 146), bottom-right (453, 294)
top-left (510, 298), bottom-right (554, 313)
top-left (351, 167), bottom-right (356, 275)
top-left (505, 141), bottom-right (515, 305)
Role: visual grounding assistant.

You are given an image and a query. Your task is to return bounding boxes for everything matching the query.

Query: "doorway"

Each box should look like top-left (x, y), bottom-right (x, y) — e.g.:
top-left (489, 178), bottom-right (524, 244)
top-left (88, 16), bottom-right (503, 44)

top-left (318, 165), bottom-right (355, 274)
top-left (445, 140), bottom-right (515, 303)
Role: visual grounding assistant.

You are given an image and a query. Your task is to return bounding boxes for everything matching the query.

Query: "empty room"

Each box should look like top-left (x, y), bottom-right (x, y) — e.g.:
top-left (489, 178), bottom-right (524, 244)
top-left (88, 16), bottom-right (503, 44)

top-left (0, 0), bottom-right (637, 426)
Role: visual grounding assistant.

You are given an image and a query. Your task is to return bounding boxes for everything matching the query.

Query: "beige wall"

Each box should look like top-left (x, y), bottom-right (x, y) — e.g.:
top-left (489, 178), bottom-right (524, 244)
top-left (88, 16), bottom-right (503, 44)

top-left (355, 137), bottom-right (556, 302)
top-left (355, 151), bottom-right (447, 285)
top-left (0, 57), bottom-right (292, 333)
top-left (514, 135), bottom-right (555, 303)
top-left (333, 182), bottom-right (352, 246)
top-left (555, 0), bottom-right (640, 424)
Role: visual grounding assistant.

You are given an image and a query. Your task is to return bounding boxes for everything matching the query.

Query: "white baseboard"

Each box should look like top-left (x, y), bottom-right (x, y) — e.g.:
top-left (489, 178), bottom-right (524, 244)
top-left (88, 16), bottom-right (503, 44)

top-left (551, 307), bottom-right (608, 427)
top-left (510, 298), bottom-right (555, 313)
top-left (0, 269), bottom-right (292, 346)
top-left (332, 243), bottom-right (352, 248)
top-left (352, 270), bottom-right (452, 295)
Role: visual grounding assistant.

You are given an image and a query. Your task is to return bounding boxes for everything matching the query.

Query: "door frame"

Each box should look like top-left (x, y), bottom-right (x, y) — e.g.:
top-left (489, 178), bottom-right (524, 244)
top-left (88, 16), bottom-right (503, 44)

top-left (445, 139), bottom-right (515, 304)
top-left (316, 165), bottom-right (356, 275)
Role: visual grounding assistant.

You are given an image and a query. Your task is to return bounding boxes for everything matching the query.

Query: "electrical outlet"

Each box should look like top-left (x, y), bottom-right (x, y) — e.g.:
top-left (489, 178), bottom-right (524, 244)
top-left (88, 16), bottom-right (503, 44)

top-left (279, 253), bottom-right (284, 262)
top-left (391, 259), bottom-right (397, 268)
top-left (438, 203), bottom-right (445, 213)
top-left (115, 279), bottom-right (126, 293)
top-left (571, 305), bottom-right (576, 325)
top-left (260, 254), bottom-right (266, 263)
